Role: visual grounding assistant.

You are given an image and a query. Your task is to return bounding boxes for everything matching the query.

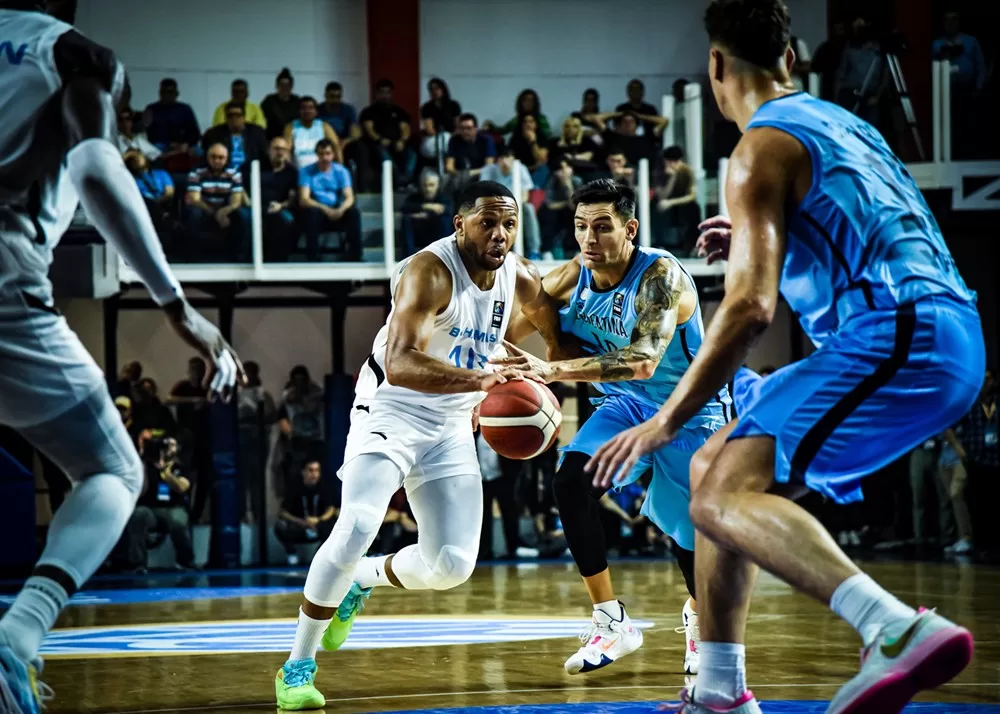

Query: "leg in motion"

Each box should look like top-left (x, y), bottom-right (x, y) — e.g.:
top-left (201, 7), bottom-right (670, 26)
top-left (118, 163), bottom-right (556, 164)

top-left (275, 454), bottom-right (402, 711)
top-left (553, 451), bottom-right (644, 674)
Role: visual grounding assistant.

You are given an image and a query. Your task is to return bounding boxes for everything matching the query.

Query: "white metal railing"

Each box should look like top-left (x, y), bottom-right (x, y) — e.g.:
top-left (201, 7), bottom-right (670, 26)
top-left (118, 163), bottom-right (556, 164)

top-left (661, 95), bottom-right (676, 150)
top-left (512, 160), bottom-right (525, 256)
top-left (637, 158), bottom-right (651, 248)
top-left (381, 158), bottom-right (395, 272)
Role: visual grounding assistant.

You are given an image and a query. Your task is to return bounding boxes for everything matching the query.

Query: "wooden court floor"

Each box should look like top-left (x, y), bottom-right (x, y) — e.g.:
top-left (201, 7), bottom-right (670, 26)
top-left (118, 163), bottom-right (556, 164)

top-left (31, 560), bottom-right (1000, 713)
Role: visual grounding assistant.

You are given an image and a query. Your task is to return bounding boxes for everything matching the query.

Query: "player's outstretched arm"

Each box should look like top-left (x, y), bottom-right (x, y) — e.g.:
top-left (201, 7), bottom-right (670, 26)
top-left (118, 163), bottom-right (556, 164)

top-left (493, 257), bottom-right (686, 384)
top-left (507, 255), bottom-right (582, 358)
top-left (384, 253), bottom-right (534, 394)
top-left (61, 66), bottom-right (244, 398)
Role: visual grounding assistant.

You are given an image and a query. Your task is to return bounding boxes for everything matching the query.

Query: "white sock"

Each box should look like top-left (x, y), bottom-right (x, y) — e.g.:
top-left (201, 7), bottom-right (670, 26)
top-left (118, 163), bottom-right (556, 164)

top-left (0, 576), bottom-right (69, 662)
top-left (594, 599), bottom-right (624, 620)
top-left (287, 609), bottom-right (332, 662)
top-left (695, 641), bottom-right (747, 708)
top-left (354, 555), bottom-right (394, 589)
top-left (830, 572), bottom-right (916, 646)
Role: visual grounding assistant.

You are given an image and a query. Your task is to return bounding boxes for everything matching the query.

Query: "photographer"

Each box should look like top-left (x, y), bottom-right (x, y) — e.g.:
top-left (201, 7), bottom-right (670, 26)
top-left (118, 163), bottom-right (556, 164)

top-left (121, 432), bottom-right (196, 573)
top-left (275, 460), bottom-right (337, 566)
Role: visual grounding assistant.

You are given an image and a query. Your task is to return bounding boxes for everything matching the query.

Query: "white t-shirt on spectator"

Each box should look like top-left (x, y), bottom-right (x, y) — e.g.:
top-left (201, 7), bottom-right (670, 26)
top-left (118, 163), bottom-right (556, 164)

top-left (480, 162), bottom-right (534, 195)
top-left (117, 132), bottom-right (161, 161)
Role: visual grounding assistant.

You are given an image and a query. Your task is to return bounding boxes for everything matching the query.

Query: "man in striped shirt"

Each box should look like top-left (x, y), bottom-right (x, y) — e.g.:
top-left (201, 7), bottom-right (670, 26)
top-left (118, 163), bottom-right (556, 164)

top-left (184, 143), bottom-right (251, 261)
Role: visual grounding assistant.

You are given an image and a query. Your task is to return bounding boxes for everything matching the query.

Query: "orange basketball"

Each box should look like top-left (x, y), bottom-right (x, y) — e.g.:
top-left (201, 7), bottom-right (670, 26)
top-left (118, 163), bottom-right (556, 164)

top-left (479, 380), bottom-right (562, 460)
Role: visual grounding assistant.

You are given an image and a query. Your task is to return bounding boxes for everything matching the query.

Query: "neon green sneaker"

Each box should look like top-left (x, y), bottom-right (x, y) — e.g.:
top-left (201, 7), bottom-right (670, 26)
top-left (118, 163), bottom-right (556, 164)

top-left (275, 658), bottom-right (325, 711)
top-left (321, 582), bottom-right (373, 651)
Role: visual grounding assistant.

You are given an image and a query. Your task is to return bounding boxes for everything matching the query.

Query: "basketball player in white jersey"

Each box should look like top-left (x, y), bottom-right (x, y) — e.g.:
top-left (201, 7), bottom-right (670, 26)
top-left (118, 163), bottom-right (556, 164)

top-left (274, 180), bottom-right (565, 710)
top-left (0, 3), bottom-right (242, 711)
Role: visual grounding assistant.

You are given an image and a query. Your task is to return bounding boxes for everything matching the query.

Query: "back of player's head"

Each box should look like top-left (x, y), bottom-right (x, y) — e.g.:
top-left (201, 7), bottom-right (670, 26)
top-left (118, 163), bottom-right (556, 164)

top-left (704, 0), bottom-right (791, 69)
top-left (456, 181), bottom-right (516, 214)
top-left (572, 179), bottom-right (637, 223)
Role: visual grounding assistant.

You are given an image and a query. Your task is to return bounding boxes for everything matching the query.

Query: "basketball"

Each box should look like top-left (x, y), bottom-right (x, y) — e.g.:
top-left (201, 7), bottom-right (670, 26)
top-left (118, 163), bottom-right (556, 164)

top-left (479, 380), bottom-right (562, 460)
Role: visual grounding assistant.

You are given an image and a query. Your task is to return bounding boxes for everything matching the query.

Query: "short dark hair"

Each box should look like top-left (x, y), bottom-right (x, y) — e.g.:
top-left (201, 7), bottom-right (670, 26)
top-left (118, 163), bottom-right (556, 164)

top-left (315, 138), bottom-right (335, 153)
top-left (375, 78), bottom-right (394, 91)
top-left (456, 181), bottom-right (516, 214)
top-left (704, 0), bottom-right (791, 69)
top-left (326, 81), bottom-right (343, 93)
top-left (457, 112), bottom-right (478, 126)
top-left (300, 95), bottom-right (318, 107)
top-left (572, 178), bottom-right (637, 222)
top-left (225, 101), bottom-right (244, 114)
top-left (663, 145), bottom-right (684, 161)
top-left (276, 67), bottom-right (293, 85)
top-left (232, 78), bottom-right (248, 88)
top-left (160, 78), bottom-right (178, 89)
top-left (497, 144), bottom-right (515, 158)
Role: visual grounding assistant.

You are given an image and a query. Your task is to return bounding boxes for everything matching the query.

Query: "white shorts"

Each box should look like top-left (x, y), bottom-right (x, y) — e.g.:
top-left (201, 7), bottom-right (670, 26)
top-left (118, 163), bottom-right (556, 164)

top-left (0, 289), bottom-right (106, 429)
top-left (339, 401), bottom-right (480, 489)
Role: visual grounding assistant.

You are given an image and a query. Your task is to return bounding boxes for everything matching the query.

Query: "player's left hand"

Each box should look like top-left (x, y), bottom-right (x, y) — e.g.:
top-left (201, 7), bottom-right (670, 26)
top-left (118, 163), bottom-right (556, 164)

top-left (489, 341), bottom-right (556, 383)
top-left (472, 403), bottom-right (480, 432)
top-left (586, 415), bottom-right (676, 489)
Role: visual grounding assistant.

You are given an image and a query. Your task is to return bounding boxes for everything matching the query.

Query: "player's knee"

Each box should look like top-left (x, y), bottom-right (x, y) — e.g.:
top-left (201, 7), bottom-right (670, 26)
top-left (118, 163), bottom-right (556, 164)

top-left (552, 453), bottom-right (590, 506)
top-left (428, 545), bottom-right (477, 590)
top-left (689, 445), bottom-right (714, 495)
top-left (324, 505), bottom-right (381, 569)
top-left (688, 487), bottom-right (724, 534)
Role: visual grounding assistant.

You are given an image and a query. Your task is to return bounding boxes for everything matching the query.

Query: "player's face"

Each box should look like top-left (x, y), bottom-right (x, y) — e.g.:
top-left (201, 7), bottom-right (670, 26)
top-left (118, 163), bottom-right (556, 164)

top-left (574, 203), bottom-right (638, 270)
top-left (455, 197), bottom-right (519, 271)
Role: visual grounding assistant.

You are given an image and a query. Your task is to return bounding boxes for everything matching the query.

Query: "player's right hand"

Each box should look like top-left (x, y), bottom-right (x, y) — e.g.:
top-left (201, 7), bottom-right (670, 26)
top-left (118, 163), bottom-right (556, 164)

top-left (163, 299), bottom-right (247, 402)
top-left (695, 215), bottom-right (732, 264)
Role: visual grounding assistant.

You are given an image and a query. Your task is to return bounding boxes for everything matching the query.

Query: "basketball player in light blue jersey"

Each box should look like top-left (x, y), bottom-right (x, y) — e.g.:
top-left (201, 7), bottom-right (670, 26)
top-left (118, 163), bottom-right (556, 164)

top-left (498, 179), bottom-right (730, 676)
top-left (589, 1), bottom-right (984, 713)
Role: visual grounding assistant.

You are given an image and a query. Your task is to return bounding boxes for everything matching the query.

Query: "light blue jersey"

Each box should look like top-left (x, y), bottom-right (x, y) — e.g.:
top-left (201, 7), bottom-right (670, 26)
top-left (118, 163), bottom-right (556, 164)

top-left (559, 246), bottom-right (730, 430)
top-left (746, 92), bottom-right (976, 347)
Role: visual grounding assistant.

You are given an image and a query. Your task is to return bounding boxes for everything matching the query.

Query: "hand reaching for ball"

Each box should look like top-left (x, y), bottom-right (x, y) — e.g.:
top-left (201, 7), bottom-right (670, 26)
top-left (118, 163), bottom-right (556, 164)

top-left (477, 365), bottom-right (545, 392)
top-left (488, 341), bottom-right (556, 383)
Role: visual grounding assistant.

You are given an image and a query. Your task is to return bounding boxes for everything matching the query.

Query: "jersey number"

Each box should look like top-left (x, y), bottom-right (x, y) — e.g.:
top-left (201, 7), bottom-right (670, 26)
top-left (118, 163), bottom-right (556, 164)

top-left (449, 346), bottom-right (488, 370)
top-left (591, 331), bottom-right (618, 354)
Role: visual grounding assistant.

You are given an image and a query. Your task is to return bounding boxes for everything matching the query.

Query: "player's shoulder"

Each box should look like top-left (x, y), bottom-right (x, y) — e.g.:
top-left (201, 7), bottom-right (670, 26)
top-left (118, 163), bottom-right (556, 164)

top-left (50, 26), bottom-right (121, 93)
top-left (731, 125), bottom-right (811, 192)
top-left (399, 250), bottom-right (452, 287)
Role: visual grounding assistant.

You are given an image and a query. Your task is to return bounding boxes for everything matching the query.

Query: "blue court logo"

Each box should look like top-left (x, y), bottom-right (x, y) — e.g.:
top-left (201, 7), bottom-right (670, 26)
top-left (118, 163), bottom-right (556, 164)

top-left (41, 616), bottom-right (654, 658)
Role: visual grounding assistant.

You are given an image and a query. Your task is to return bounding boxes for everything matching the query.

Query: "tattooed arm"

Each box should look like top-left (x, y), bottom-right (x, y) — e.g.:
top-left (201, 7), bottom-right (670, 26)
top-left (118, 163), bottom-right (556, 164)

top-left (493, 257), bottom-right (693, 383)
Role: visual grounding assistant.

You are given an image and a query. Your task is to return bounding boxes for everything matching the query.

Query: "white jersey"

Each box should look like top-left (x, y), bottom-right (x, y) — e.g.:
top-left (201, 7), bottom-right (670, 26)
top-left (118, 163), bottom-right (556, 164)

top-left (355, 234), bottom-right (518, 418)
top-left (0, 9), bottom-right (125, 298)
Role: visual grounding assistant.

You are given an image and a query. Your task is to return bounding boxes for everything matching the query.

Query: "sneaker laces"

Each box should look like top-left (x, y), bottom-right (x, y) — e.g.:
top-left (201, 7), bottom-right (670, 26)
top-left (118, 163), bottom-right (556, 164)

top-left (577, 618), bottom-right (618, 646)
top-left (336, 584), bottom-right (372, 622)
top-left (674, 614), bottom-right (700, 648)
top-left (282, 660), bottom-right (315, 688)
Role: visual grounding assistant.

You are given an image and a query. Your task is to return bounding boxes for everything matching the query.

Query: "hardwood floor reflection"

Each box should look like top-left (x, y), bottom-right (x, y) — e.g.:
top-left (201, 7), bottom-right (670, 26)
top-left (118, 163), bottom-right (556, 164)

top-left (40, 560), bottom-right (1000, 713)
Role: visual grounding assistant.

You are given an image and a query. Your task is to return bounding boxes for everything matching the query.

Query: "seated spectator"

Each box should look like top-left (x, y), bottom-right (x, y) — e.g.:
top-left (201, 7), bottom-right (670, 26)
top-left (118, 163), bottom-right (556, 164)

top-left (261, 68), bottom-right (301, 140)
top-left (596, 151), bottom-right (636, 189)
top-left (481, 147), bottom-right (542, 259)
top-left (121, 435), bottom-right (195, 573)
top-left (261, 137), bottom-right (300, 262)
top-left (116, 107), bottom-right (160, 161)
top-left (278, 366), bottom-right (326, 482)
top-left (602, 112), bottom-right (661, 166)
top-left (933, 12), bottom-right (985, 91)
top-left (275, 459), bottom-right (337, 566)
top-left (508, 114), bottom-right (550, 188)
top-left (614, 79), bottom-right (662, 136)
top-left (954, 369), bottom-right (999, 555)
top-left (317, 81), bottom-right (370, 192)
top-left (297, 139), bottom-right (361, 261)
top-left (548, 115), bottom-right (599, 178)
top-left (124, 150), bottom-right (175, 223)
top-left (361, 79), bottom-right (417, 188)
top-left (115, 395), bottom-right (136, 442)
top-left (184, 143), bottom-right (251, 261)
top-left (114, 361), bottom-right (143, 400)
top-left (539, 157), bottom-right (583, 259)
top-left (201, 102), bottom-right (269, 177)
top-left (376, 488), bottom-right (418, 554)
top-left (131, 378), bottom-right (177, 435)
top-left (401, 170), bottom-right (453, 254)
top-left (445, 113), bottom-right (496, 179)
top-left (285, 95), bottom-right (342, 168)
top-left (652, 145), bottom-right (699, 253)
top-left (211, 78), bottom-right (267, 129)
top-left (578, 87), bottom-right (604, 136)
top-left (420, 77), bottom-right (461, 161)
top-left (143, 78), bottom-right (201, 164)
top-left (491, 89), bottom-right (551, 140)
